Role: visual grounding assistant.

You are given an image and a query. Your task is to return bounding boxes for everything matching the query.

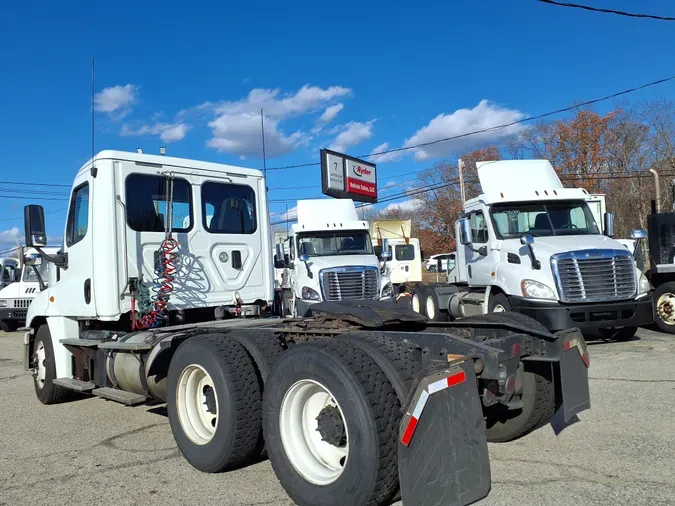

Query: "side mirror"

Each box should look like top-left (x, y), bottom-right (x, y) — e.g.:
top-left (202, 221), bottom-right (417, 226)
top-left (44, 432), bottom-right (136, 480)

top-left (459, 218), bottom-right (472, 245)
top-left (275, 243), bottom-right (287, 267)
top-left (380, 238), bottom-right (392, 261)
top-left (24, 205), bottom-right (47, 248)
top-left (24, 254), bottom-right (42, 267)
top-left (437, 258), bottom-right (443, 272)
top-left (604, 212), bottom-right (615, 238)
top-left (420, 250), bottom-right (425, 262)
top-left (631, 228), bottom-right (646, 240)
top-left (299, 253), bottom-right (309, 262)
top-left (520, 233), bottom-right (534, 246)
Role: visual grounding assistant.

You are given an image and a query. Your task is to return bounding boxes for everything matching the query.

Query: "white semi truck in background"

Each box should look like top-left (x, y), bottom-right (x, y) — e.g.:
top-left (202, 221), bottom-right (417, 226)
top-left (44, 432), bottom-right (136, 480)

top-left (273, 199), bottom-right (393, 316)
top-left (370, 219), bottom-right (423, 287)
top-left (0, 247), bottom-right (59, 331)
top-left (411, 159), bottom-right (652, 341)
top-left (0, 256), bottom-right (20, 290)
top-left (18, 150), bottom-right (592, 506)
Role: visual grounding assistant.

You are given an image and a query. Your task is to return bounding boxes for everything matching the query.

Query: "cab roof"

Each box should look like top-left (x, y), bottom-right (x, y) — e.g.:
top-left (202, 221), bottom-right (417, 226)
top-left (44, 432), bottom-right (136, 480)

top-left (76, 150), bottom-right (264, 179)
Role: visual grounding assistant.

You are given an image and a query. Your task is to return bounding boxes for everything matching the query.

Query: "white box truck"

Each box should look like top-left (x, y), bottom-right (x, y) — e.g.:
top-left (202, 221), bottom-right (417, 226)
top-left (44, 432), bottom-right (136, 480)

top-left (412, 159), bottom-right (652, 341)
top-left (19, 150), bottom-right (592, 506)
top-left (0, 256), bottom-right (20, 290)
top-left (273, 199), bottom-right (394, 317)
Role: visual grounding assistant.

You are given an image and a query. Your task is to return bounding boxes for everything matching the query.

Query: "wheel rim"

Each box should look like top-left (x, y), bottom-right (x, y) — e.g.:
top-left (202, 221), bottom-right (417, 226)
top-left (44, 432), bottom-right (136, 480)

top-left (279, 379), bottom-right (349, 485)
top-left (493, 304), bottom-right (506, 313)
top-left (411, 293), bottom-right (420, 313)
top-left (176, 364), bottom-right (219, 445)
top-left (657, 292), bottom-right (675, 325)
top-left (426, 295), bottom-right (436, 320)
top-left (34, 341), bottom-right (46, 389)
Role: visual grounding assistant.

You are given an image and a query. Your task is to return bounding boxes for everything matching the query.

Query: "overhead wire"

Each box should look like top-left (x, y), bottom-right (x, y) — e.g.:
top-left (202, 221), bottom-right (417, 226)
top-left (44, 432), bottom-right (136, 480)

top-left (536, 0), bottom-right (675, 21)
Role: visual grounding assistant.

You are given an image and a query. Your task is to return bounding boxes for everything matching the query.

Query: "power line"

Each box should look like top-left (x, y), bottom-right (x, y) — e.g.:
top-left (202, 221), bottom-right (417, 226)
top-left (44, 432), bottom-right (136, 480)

top-left (0, 180), bottom-right (71, 188)
top-left (0, 195), bottom-right (69, 201)
top-left (537, 0), bottom-right (675, 21)
top-left (266, 75), bottom-right (675, 172)
top-left (0, 246), bottom-right (20, 256)
top-left (0, 207), bottom-right (67, 224)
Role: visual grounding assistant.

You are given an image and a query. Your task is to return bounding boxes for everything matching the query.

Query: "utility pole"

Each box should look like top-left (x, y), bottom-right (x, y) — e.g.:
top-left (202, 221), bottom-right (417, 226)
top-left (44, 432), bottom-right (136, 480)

top-left (458, 158), bottom-right (466, 203)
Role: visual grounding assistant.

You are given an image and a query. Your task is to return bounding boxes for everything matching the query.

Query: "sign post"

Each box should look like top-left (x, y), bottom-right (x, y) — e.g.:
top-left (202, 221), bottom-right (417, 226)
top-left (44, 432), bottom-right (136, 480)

top-left (320, 148), bottom-right (377, 203)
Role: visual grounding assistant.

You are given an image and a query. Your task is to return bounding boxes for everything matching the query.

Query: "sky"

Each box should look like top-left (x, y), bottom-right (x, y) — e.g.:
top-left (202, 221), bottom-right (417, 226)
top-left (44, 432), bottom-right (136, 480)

top-left (1, 0), bottom-right (674, 253)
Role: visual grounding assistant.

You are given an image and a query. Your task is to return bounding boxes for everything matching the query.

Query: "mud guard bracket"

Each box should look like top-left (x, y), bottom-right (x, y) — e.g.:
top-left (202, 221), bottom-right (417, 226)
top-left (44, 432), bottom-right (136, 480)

top-left (398, 361), bottom-right (491, 505)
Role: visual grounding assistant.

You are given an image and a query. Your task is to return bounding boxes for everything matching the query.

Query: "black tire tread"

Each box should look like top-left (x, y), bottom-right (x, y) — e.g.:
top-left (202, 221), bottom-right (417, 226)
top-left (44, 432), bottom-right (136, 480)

top-left (653, 281), bottom-right (675, 334)
top-left (171, 334), bottom-right (262, 471)
top-left (34, 325), bottom-right (73, 405)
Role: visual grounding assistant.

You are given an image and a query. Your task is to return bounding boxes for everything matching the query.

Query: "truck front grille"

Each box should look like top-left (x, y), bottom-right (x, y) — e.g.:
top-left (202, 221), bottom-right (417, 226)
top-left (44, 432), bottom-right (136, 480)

top-left (320, 267), bottom-right (379, 301)
top-left (13, 299), bottom-right (31, 308)
top-left (551, 249), bottom-right (636, 303)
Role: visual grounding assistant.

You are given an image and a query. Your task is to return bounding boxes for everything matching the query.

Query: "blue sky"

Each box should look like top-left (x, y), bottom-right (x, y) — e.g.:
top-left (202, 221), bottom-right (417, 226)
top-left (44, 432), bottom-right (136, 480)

top-left (1, 0), bottom-right (674, 252)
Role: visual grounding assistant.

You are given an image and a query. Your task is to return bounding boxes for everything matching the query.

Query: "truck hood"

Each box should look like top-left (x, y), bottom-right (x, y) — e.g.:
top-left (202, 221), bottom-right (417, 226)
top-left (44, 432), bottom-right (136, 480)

top-left (305, 254), bottom-right (381, 272)
top-left (0, 283), bottom-right (21, 299)
top-left (505, 234), bottom-right (630, 262)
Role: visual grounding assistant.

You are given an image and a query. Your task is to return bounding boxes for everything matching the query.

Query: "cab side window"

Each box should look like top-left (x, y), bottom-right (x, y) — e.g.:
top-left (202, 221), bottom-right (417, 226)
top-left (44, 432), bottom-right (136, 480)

top-left (66, 183), bottom-right (90, 247)
top-left (469, 211), bottom-right (488, 243)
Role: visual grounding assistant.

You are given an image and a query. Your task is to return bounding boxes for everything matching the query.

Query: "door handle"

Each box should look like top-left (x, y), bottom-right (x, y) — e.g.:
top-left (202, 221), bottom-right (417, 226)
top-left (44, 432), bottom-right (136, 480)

top-left (232, 250), bottom-right (242, 270)
top-left (84, 278), bottom-right (91, 304)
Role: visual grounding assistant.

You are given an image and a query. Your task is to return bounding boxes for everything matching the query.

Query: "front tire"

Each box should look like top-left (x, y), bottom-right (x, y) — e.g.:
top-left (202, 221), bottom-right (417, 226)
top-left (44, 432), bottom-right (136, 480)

top-left (599, 326), bottom-right (638, 342)
top-left (167, 335), bottom-right (262, 473)
top-left (488, 292), bottom-right (511, 313)
top-left (1, 319), bottom-right (19, 332)
top-left (33, 325), bottom-right (72, 405)
top-left (263, 341), bottom-right (400, 506)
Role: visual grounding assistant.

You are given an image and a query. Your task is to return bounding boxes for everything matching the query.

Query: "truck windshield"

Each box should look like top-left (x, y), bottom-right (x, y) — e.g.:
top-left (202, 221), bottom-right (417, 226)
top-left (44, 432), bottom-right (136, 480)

top-left (491, 201), bottom-right (600, 238)
top-left (297, 231), bottom-right (374, 257)
top-left (22, 262), bottom-right (51, 285)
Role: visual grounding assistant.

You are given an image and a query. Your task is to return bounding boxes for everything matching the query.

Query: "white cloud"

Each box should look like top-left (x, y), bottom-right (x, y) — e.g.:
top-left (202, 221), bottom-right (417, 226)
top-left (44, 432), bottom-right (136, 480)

top-left (121, 122), bottom-right (191, 143)
top-left (94, 84), bottom-right (138, 117)
top-left (384, 181), bottom-right (397, 188)
top-left (318, 103), bottom-right (344, 124)
top-left (208, 113), bottom-right (308, 157)
top-left (369, 142), bottom-right (403, 163)
top-left (382, 199), bottom-right (424, 213)
top-left (0, 227), bottom-right (20, 243)
top-left (271, 206), bottom-right (297, 222)
top-left (182, 84), bottom-right (351, 157)
top-left (403, 100), bottom-right (525, 161)
top-left (328, 120), bottom-right (375, 153)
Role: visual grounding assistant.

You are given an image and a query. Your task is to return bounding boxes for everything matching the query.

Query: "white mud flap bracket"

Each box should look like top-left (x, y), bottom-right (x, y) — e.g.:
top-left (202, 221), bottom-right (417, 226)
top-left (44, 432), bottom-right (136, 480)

top-left (398, 360), bottom-right (491, 505)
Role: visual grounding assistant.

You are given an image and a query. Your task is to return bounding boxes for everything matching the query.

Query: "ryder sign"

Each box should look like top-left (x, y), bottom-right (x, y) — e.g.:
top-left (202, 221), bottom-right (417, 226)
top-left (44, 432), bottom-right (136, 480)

top-left (320, 148), bottom-right (377, 203)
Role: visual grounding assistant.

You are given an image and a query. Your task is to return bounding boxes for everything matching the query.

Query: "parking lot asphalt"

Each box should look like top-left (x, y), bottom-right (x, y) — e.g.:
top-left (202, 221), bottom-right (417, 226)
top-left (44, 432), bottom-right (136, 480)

top-left (1, 328), bottom-right (674, 506)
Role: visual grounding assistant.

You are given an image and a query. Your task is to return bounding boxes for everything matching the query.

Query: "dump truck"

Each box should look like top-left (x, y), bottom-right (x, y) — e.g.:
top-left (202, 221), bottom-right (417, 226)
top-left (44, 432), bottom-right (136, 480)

top-left (21, 150), bottom-right (591, 506)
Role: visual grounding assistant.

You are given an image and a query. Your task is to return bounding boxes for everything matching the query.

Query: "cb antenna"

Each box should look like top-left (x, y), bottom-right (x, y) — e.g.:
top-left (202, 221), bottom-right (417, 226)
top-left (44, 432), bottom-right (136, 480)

top-left (90, 56), bottom-right (97, 177)
top-left (260, 108), bottom-right (268, 190)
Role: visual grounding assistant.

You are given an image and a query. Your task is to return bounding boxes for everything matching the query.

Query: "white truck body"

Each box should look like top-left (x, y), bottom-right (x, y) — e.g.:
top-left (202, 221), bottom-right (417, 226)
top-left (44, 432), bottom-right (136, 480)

top-left (370, 219), bottom-right (423, 286)
top-left (415, 160), bottom-right (653, 334)
top-left (275, 199), bottom-right (392, 316)
top-left (0, 248), bottom-right (59, 331)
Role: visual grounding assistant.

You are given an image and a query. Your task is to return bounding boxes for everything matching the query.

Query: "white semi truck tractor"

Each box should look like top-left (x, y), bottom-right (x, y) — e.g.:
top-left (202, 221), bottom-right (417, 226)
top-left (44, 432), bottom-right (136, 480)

top-left (412, 160), bottom-right (652, 341)
top-left (273, 199), bottom-right (393, 317)
top-left (21, 150), bottom-right (592, 506)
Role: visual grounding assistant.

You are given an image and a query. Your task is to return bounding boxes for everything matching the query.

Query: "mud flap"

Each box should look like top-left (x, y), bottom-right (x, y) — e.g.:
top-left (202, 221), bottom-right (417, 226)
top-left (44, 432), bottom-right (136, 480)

top-left (557, 328), bottom-right (591, 422)
top-left (398, 361), bottom-right (491, 506)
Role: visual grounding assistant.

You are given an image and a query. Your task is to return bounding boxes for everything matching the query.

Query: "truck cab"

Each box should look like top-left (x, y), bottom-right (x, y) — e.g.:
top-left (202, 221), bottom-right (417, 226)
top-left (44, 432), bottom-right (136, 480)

top-left (415, 160), bottom-right (652, 338)
top-left (0, 257), bottom-right (19, 290)
top-left (274, 199), bottom-right (393, 317)
top-left (370, 219), bottom-right (423, 287)
top-left (0, 248), bottom-right (58, 331)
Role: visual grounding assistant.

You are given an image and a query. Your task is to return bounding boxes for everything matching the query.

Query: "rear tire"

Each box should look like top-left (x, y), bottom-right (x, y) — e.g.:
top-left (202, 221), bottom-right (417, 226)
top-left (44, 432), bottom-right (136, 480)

top-left (425, 289), bottom-right (447, 321)
top-left (33, 325), bottom-right (73, 405)
top-left (263, 340), bottom-right (400, 506)
top-left (653, 282), bottom-right (675, 334)
top-left (457, 312), bottom-right (557, 442)
top-left (167, 335), bottom-right (262, 473)
top-left (411, 285), bottom-right (426, 316)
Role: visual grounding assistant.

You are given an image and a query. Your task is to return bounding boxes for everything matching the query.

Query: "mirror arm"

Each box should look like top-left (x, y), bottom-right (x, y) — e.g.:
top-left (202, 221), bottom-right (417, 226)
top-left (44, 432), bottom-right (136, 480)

top-left (526, 245), bottom-right (541, 270)
top-left (35, 247), bottom-right (68, 270)
top-left (30, 265), bottom-right (47, 292)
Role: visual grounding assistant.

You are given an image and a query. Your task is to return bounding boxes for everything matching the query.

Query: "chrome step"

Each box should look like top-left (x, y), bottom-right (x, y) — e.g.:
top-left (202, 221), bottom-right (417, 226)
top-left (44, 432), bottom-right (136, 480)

top-left (53, 378), bottom-right (96, 392)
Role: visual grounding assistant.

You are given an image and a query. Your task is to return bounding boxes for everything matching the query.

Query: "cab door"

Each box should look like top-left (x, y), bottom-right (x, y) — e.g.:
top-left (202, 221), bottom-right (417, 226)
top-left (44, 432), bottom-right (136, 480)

top-left (48, 173), bottom-right (96, 317)
top-left (464, 210), bottom-right (494, 286)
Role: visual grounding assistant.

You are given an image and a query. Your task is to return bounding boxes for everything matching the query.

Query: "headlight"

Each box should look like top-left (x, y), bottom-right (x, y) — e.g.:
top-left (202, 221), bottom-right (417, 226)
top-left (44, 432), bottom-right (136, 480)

top-left (381, 282), bottom-right (393, 298)
top-left (0, 300), bottom-right (7, 308)
top-left (301, 286), bottom-right (320, 301)
top-left (521, 279), bottom-right (556, 300)
top-left (638, 272), bottom-right (651, 294)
